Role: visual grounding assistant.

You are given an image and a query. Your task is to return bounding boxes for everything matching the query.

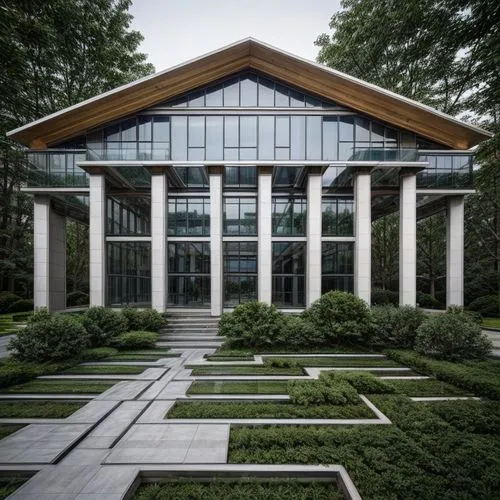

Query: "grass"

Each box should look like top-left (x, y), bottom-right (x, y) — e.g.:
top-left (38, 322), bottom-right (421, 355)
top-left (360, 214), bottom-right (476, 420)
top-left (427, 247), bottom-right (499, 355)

top-left (211, 345), bottom-right (372, 357)
top-left (0, 400), bottom-right (85, 418)
top-left (187, 381), bottom-right (289, 395)
top-left (0, 424), bottom-right (25, 440)
top-left (265, 356), bottom-right (401, 367)
top-left (62, 364), bottom-right (145, 375)
top-left (482, 317), bottom-right (500, 329)
top-left (387, 378), bottom-right (473, 396)
top-left (133, 481), bottom-right (344, 500)
top-left (187, 365), bottom-right (304, 376)
top-left (103, 349), bottom-right (180, 362)
top-left (0, 314), bottom-right (25, 337)
top-left (166, 400), bottom-right (374, 419)
top-left (0, 478), bottom-right (27, 499)
top-left (3, 379), bottom-right (116, 394)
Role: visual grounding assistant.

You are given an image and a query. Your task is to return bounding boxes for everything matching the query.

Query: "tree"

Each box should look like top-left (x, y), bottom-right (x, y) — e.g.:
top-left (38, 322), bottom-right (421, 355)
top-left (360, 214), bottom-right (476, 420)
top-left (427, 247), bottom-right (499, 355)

top-left (0, 0), bottom-right (155, 296)
top-left (371, 214), bottom-right (398, 291)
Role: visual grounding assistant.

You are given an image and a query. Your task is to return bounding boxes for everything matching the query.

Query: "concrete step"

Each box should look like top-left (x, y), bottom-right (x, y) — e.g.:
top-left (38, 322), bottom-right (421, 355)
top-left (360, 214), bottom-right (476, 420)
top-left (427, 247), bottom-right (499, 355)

top-left (164, 328), bottom-right (219, 334)
top-left (167, 321), bottom-right (219, 327)
top-left (157, 341), bottom-right (224, 348)
top-left (159, 335), bottom-right (223, 341)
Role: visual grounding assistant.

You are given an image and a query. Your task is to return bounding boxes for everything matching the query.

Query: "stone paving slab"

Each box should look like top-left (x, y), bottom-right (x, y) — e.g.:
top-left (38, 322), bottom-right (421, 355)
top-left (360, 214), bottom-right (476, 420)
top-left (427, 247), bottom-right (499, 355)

top-left (137, 401), bottom-right (175, 423)
top-left (77, 401), bottom-right (148, 450)
top-left (94, 381), bottom-right (151, 401)
top-left (104, 423), bottom-right (229, 464)
top-left (66, 400), bottom-right (120, 424)
top-left (0, 423), bottom-right (92, 464)
top-left (156, 381), bottom-right (192, 399)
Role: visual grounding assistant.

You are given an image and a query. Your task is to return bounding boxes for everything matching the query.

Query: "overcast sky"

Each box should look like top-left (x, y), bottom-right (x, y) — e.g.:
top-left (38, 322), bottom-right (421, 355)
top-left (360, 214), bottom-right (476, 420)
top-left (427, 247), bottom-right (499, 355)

top-left (129, 0), bottom-right (341, 71)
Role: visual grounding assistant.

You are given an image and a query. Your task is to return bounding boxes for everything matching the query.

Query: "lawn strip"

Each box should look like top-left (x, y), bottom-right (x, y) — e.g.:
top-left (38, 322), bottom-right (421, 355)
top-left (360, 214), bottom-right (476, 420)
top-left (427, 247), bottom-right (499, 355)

top-left (187, 381), bottom-right (289, 395)
top-left (265, 357), bottom-right (401, 367)
top-left (0, 478), bottom-right (27, 499)
top-left (3, 379), bottom-right (115, 394)
top-left (0, 400), bottom-right (85, 418)
top-left (63, 365), bottom-right (145, 375)
top-left (482, 317), bottom-right (500, 329)
top-left (133, 481), bottom-right (343, 500)
top-left (187, 365), bottom-right (304, 376)
top-left (387, 378), bottom-right (473, 397)
top-left (166, 400), bottom-right (374, 419)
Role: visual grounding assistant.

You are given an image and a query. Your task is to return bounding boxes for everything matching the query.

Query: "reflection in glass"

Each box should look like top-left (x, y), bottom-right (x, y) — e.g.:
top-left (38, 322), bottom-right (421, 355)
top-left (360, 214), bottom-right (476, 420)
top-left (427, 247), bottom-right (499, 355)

top-left (322, 242), bottom-right (354, 293)
top-left (272, 198), bottom-right (306, 235)
top-left (272, 242), bottom-right (306, 307)
top-left (168, 198), bottom-right (210, 235)
top-left (322, 198), bottom-right (354, 235)
top-left (223, 198), bottom-right (257, 235)
top-left (224, 242), bottom-right (258, 306)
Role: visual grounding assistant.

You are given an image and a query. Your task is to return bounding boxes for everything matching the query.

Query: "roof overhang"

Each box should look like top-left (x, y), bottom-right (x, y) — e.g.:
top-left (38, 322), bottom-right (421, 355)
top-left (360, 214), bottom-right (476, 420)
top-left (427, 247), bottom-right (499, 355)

top-left (7, 38), bottom-right (492, 150)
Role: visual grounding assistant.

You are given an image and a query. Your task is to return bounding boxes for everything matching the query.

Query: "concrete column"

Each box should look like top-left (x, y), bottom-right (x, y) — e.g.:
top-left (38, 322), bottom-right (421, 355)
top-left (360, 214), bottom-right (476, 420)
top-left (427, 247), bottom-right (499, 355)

top-left (258, 166), bottom-right (273, 304)
top-left (399, 172), bottom-right (417, 306)
top-left (446, 196), bottom-right (465, 307)
top-left (151, 172), bottom-right (168, 312)
top-left (306, 168), bottom-right (322, 306)
top-left (89, 173), bottom-right (106, 306)
top-left (209, 166), bottom-right (223, 316)
top-left (33, 197), bottom-right (66, 311)
top-left (354, 169), bottom-right (371, 304)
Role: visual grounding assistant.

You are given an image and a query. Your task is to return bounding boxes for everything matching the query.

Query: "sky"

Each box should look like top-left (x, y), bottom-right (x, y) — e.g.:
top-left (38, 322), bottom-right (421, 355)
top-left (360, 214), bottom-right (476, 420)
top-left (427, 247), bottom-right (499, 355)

top-left (129, 0), bottom-right (341, 71)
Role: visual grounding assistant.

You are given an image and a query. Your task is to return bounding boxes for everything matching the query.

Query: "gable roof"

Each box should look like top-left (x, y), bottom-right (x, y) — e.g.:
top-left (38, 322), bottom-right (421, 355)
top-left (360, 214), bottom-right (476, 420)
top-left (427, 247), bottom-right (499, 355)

top-left (7, 38), bottom-right (491, 149)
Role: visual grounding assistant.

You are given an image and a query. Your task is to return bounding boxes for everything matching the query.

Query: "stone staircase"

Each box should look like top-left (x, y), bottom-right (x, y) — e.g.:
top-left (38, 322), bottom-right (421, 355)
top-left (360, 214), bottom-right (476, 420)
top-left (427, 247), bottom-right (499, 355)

top-left (158, 314), bottom-right (224, 348)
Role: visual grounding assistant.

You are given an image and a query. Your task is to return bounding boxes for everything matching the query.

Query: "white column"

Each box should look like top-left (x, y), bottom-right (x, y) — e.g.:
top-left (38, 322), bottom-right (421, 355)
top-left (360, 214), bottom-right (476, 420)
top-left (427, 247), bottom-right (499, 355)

top-left (354, 169), bottom-right (371, 304)
top-left (399, 172), bottom-right (417, 306)
top-left (209, 167), bottom-right (223, 316)
top-left (258, 166), bottom-right (273, 304)
top-left (446, 196), bottom-right (464, 307)
top-left (89, 173), bottom-right (106, 306)
top-left (151, 172), bottom-right (167, 312)
top-left (306, 169), bottom-right (322, 306)
top-left (34, 197), bottom-right (66, 311)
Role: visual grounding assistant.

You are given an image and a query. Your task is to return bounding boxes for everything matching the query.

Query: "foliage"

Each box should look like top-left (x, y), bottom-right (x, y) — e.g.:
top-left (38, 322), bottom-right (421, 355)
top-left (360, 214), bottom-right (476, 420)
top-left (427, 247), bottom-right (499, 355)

top-left (323, 371), bottom-right (394, 394)
top-left (8, 313), bottom-right (89, 362)
top-left (0, 292), bottom-right (21, 313)
top-left (5, 379), bottom-right (114, 394)
top-left (0, 359), bottom-right (72, 389)
top-left (167, 401), bottom-right (372, 419)
top-left (0, 400), bottom-right (84, 419)
top-left (219, 302), bottom-right (287, 348)
top-left (385, 349), bottom-right (500, 399)
top-left (63, 364), bottom-right (144, 375)
top-left (371, 215), bottom-right (399, 292)
top-left (187, 381), bottom-right (289, 395)
top-left (416, 291), bottom-right (442, 309)
top-left (371, 288), bottom-right (398, 306)
top-left (188, 365), bottom-right (303, 376)
top-left (82, 306), bottom-right (128, 346)
top-left (388, 378), bottom-right (471, 397)
top-left (302, 291), bottom-right (371, 343)
top-left (287, 377), bottom-right (359, 406)
top-left (135, 308), bottom-right (168, 332)
top-left (415, 313), bottom-right (492, 360)
top-left (27, 307), bottom-right (52, 324)
top-left (263, 358), bottom-right (299, 369)
top-left (111, 331), bottom-right (158, 350)
top-left (67, 291), bottom-right (89, 307)
top-left (446, 305), bottom-right (482, 324)
top-left (80, 347), bottom-right (118, 361)
top-left (279, 315), bottom-right (326, 347)
top-left (8, 298), bottom-right (33, 313)
top-left (134, 481), bottom-right (343, 500)
top-left (468, 295), bottom-right (500, 317)
top-left (370, 305), bottom-right (425, 347)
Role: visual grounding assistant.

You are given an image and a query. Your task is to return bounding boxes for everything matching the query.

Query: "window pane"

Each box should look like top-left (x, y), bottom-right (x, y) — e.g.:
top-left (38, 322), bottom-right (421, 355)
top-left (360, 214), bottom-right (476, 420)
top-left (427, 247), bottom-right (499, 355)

top-left (306, 116), bottom-right (322, 160)
top-left (138, 116), bottom-right (152, 142)
top-left (188, 91), bottom-right (204, 107)
top-left (290, 116), bottom-right (306, 160)
top-left (240, 76), bottom-right (258, 106)
top-left (206, 116), bottom-right (223, 160)
top-left (105, 124), bottom-right (120, 141)
top-left (121, 119), bottom-right (136, 141)
top-left (371, 122), bottom-right (384, 142)
top-left (339, 142), bottom-right (354, 161)
top-left (258, 77), bottom-right (274, 106)
top-left (224, 116), bottom-right (239, 147)
top-left (290, 89), bottom-right (304, 107)
top-left (258, 116), bottom-right (274, 159)
top-left (206, 85), bottom-right (223, 106)
top-left (339, 116), bottom-right (354, 141)
top-left (224, 148), bottom-right (239, 160)
top-left (224, 78), bottom-right (239, 106)
top-left (240, 116), bottom-right (257, 147)
top-left (240, 148), bottom-right (257, 160)
top-left (355, 117), bottom-right (370, 142)
top-left (322, 117), bottom-right (338, 161)
top-left (275, 83), bottom-right (290, 106)
top-left (170, 116), bottom-right (187, 160)
top-left (188, 116), bottom-right (205, 147)
top-left (275, 116), bottom-right (290, 147)
top-left (153, 116), bottom-right (170, 142)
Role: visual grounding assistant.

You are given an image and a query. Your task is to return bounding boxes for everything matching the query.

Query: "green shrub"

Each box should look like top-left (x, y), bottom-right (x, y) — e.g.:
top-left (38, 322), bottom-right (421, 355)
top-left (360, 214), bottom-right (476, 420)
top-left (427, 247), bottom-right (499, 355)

top-left (8, 299), bottom-right (33, 313)
top-left (0, 360), bottom-right (72, 389)
top-left (111, 331), bottom-right (158, 350)
top-left (385, 349), bottom-right (500, 399)
top-left (302, 291), bottom-right (371, 343)
top-left (446, 305), bottom-right (482, 324)
top-left (279, 315), bottom-right (325, 347)
top-left (263, 358), bottom-right (299, 369)
top-left (121, 307), bottom-right (142, 330)
top-left (67, 291), bottom-right (89, 307)
top-left (8, 314), bottom-right (89, 362)
top-left (322, 371), bottom-right (394, 394)
top-left (287, 376), bottom-right (359, 406)
top-left (80, 347), bottom-right (118, 361)
top-left (415, 313), bottom-right (491, 361)
top-left (27, 307), bottom-right (52, 324)
top-left (416, 291), bottom-right (442, 309)
top-left (82, 306), bottom-right (128, 346)
top-left (0, 292), bottom-right (21, 314)
top-left (371, 288), bottom-right (399, 305)
top-left (219, 301), bottom-right (286, 348)
top-left (371, 305), bottom-right (425, 348)
top-left (136, 308), bottom-right (168, 331)
top-left (468, 295), bottom-right (500, 317)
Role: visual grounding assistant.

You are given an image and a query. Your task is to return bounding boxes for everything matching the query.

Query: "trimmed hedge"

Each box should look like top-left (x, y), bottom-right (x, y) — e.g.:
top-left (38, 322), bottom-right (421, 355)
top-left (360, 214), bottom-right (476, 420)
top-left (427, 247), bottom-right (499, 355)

top-left (81, 306), bottom-right (128, 346)
top-left (111, 331), bottom-right (158, 350)
top-left (0, 292), bottom-right (22, 314)
top-left (385, 349), bottom-right (500, 399)
top-left (122, 307), bottom-right (168, 331)
top-left (287, 378), bottom-right (359, 406)
top-left (8, 299), bottom-right (33, 313)
top-left (468, 295), bottom-right (500, 317)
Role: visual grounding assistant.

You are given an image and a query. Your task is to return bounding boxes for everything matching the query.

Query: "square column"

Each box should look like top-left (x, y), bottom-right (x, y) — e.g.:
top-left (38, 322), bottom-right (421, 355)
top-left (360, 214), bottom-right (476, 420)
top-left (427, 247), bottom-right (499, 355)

top-left (89, 173), bottom-right (106, 306)
top-left (399, 172), bottom-right (417, 306)
top-left (306, 167), bottom-right (323, 306)
top-left (446, 196), bottom-right (464, 307)
top-left (209, 166), bottom-right (223, 316)
top-left (33, 197), bottom-right (66, 311)
top-left (354, 169), bottom-right (372, 304)
top-left (151, 171), bottom-right (168, 312)
top-left (258, 166), bottom-right (273, 304)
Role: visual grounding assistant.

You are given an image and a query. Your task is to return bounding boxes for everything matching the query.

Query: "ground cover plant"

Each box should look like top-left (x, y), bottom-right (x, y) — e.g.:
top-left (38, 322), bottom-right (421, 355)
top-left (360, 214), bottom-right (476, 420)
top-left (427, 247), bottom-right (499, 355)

top-left (0, 424), bottom-right (25, 440)
top-left (62, 364), bottom-right (145, 375)
top-left (229, 395), bottom-right (500, 499)
top-left (166, 400), bottom-right (374, 419)
top-left (111, 331), bottom-right (159, 350)
top-left (187, 381), bottom-right (289, 394)
top-left (321, 371), bottom-right (394, 394)
top-left (187, 365), bottom-right (304, 376)
top-left (482, 317), bottom-right (500, 328)
top-left (0, 400), bottom-right (85, 418)
top-left (2, 379), bottom-right (115, 394)
top-left (385, 349), bottom-right (500, 399)
top-left (0, 477), bottom-right (27, 500)
top-left (264, 356), bottom-right (401, 368)
top-left (387, 378), bottom-right (473, 397)
top-left (287, 378), bottom-right (359, 406)
top-left (133, 481), bottom-right (343, 500)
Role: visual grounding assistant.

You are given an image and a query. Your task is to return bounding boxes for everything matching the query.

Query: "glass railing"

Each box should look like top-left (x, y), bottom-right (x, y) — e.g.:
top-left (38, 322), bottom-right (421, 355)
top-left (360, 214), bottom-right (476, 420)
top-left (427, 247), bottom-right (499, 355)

top-left (87, 147), bottom-right (170, 161)
top-left (26, 150), bottom-right (88, 187)
top-left (349, 148), bottom-right (420, 162)
top-left (416, 152), bottom-right (474, 189)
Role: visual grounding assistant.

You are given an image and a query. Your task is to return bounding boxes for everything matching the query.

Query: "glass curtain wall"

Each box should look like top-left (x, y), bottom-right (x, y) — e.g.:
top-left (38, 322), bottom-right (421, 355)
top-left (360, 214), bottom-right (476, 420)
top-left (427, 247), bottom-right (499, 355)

top-left (272, 198), bottom-right (306, 235)
top-left (106, 196), bottom-right (151, 235)
top-left (168, 197), bottom-right (210, 235)
top-left (168, 242), bottom-right (211, 306)
top-left (223, 242), bottom-right (258, 306)
top-left (322, 242), bottom-right (354, 293)
top-left (272, 242), bottom-right (306, 307)
top-left (107, 242), bottom-right (151, 305)
top-left (223, 198), bottom-right (257, 235)
top-left (322, 198), bottom-right (354, 235)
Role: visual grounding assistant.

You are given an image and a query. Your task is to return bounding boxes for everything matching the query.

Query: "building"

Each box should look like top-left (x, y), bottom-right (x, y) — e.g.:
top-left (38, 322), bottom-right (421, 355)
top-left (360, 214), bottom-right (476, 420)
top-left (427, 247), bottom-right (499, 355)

top-left (7, 39), bottom-right (491, 315)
